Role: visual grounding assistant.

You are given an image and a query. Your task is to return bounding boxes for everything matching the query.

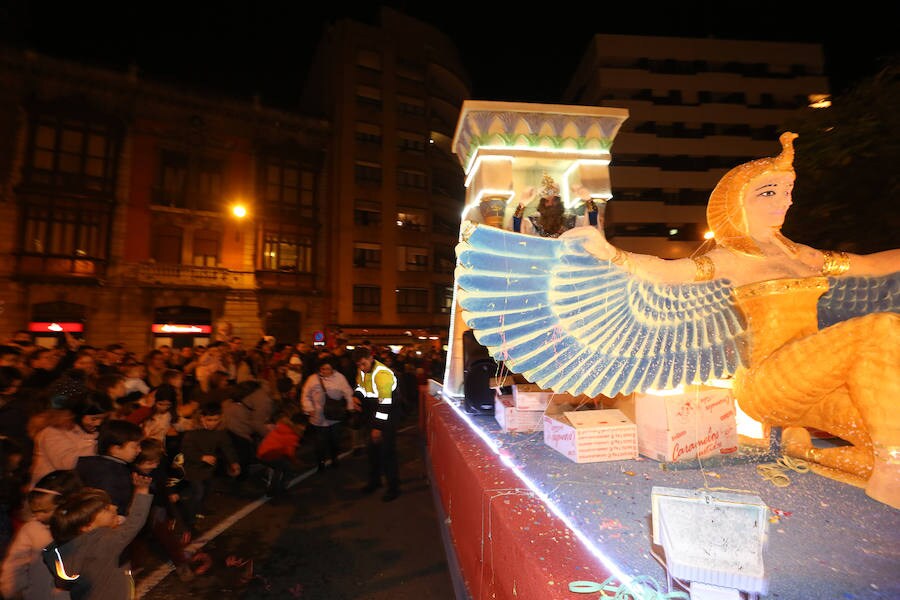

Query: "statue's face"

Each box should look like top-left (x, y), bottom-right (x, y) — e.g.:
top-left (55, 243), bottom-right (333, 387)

top-left (743, 171), bottom-right (795, 235)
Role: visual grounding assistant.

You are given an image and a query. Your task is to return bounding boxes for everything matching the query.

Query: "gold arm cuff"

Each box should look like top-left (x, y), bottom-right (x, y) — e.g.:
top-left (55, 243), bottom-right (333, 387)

top-left (692, 255), bottom-right (715, 281)
top-left (821, 250), bottom-right (850, 276)
top-left (585, 199), bottom-right (597, 212)
top-left (513, 204), bottom-right (525, 218)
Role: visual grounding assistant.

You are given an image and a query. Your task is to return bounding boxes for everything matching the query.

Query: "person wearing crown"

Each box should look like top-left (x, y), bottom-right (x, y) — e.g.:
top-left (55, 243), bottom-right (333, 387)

top-left (512, 174), bottom-right (600, 238)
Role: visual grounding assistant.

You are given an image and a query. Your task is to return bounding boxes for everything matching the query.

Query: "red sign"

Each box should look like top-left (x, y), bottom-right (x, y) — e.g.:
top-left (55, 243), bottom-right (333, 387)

top-left (151, 324), bottom-right (212, 334)
top-left (28, 322), bottom-right (84, 333)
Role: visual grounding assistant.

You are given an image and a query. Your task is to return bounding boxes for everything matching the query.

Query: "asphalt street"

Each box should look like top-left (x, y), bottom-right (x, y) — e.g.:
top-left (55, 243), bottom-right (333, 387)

top-left (137, 422), bottom-right (456, 599)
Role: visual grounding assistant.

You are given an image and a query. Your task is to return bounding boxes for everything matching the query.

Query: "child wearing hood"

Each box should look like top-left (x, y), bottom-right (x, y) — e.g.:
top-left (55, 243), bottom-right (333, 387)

top-left (44, 473), bottom-right (152, 600)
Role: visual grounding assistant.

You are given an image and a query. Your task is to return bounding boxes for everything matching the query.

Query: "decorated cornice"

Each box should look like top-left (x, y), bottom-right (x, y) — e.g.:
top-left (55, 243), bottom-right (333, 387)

top-left (452, 101), bottom-right (629, 171)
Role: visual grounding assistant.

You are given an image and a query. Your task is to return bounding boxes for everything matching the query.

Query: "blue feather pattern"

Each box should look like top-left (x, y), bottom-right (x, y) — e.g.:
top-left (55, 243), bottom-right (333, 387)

top-left (455, 224), bottom-right (748, 398)
top-left (818, 272), bottom-right (900, 329)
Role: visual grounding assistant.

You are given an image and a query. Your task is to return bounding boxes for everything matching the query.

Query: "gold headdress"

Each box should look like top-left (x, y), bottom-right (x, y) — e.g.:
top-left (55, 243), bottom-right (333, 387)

top-left (539, 173), bottom-right (560, 199)
top-left (706, 132), bottom-right (798, 256)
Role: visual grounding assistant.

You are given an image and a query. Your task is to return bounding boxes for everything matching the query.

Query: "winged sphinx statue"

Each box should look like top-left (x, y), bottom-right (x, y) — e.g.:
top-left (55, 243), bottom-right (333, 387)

top-left (455, 133), bottom-right (900, 509)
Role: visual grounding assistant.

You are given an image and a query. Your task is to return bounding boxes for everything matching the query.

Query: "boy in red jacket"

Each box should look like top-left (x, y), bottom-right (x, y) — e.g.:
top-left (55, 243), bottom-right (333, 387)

top-left (256, 412), bottom-right (306, 496)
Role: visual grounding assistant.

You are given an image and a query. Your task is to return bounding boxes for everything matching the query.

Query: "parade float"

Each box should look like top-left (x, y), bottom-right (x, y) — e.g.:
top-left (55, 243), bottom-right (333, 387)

top-left (426, 100), bottom-right (900, 600)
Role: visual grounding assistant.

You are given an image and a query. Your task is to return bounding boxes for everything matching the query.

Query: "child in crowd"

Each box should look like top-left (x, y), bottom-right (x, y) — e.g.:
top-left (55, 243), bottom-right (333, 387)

top-left (75, 420), bottom-right (143, 516)
top-left (179, 401), bottom-right (239, 533)
top-left (121, 362), bottom-right (150, 402)
top-left (29, 392), bottom-right (111, 487)
top-left (130, 439), bottom-right (195, 582)
top-left (256, 411), bottom-right (306, 496)
top-left (44, 473), bottom-right (153, 600)
top-left (0, 469), bottom-right (82, 599)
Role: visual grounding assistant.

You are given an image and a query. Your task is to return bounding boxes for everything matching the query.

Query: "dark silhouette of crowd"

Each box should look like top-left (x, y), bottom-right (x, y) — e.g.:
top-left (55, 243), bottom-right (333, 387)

top-left (0, 329), bottom-right (444, 597)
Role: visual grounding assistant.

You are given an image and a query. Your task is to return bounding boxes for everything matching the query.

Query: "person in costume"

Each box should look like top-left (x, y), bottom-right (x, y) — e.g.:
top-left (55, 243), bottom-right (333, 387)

top-left (512, 173), bottom-right (601, 238)
top-left (455, 132), bottom-right (900, 509)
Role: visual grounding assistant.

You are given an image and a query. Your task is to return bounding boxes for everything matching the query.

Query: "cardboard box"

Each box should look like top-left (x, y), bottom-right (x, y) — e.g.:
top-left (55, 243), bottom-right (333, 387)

top-left (511, 383), bottom-right (554, 411)
top-left (635, 386), bottom-right (738, 463)
top-left (494, 395), bottom-right (544, 433)
top-left (543, 405), bottom-right (639, 463)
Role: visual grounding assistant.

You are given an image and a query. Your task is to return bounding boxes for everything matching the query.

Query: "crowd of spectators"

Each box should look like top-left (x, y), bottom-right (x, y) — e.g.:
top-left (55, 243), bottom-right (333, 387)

top-left (0, 329), bottom-right (445, 596)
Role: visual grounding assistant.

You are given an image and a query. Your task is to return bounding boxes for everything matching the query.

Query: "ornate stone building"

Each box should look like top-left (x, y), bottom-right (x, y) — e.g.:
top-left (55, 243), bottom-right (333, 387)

top-left (0, 48), bottom-right (330, 349)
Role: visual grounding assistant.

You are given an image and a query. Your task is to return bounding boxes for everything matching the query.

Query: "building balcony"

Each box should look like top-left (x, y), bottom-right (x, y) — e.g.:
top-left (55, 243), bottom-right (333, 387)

top-left (15, 253), bottom-right (107, 283)
top-left (254, 269), bottom-right (317, 293)
top-left (122, 261), bottom-right (257, 289)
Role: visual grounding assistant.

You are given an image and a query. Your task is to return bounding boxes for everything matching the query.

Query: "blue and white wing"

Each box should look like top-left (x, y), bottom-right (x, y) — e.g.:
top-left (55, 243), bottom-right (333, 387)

top-left (817, 272), bottom-right (900, 329)
top-left (455, 223), bottom-right (747, 398)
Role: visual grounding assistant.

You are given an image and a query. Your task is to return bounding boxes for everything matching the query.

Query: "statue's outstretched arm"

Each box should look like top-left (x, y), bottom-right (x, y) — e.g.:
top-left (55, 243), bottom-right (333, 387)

top-left (560, 226), bottom-right (706, 284)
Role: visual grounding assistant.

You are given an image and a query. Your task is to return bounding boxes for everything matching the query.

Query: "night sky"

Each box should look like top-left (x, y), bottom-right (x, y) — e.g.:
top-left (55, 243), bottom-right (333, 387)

top-left (2, 1), bottom-right (897, 109)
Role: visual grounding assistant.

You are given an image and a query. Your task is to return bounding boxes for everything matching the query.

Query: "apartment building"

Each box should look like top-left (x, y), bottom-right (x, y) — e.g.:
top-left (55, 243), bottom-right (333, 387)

top-left (301, 7), bottom-right (470, 347)
top-left (564, 34), bottom-right (829, 258)
top-left (0, 48), bottom-right (330, 349)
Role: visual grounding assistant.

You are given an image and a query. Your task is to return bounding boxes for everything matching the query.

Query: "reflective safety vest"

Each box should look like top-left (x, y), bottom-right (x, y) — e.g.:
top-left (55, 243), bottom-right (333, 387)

top-left (356, 361), bottom-right (397, 426)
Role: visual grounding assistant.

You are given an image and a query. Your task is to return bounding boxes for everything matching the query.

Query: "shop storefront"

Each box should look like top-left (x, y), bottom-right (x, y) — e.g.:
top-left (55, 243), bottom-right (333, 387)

top-left (152, 306), bottom-right (212, 349)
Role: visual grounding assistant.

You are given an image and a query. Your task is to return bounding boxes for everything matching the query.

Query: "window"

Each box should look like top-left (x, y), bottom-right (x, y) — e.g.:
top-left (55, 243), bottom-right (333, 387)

top-left (354, 200), bottom-right (381, 226)
top-left (354, 161), bottom-right (382, 184)
top-left (356, 49), bottom-right (382, 71)
top-left (28, 115), bottom-right (116, 192)
top-left (397, 246), bottom-right (428, 271)
top-left (397, 168), bottom-right (426, 190)
top-left (153, 152), bottom-right (224, 211)
top-left (433, 245), bottom-right (455, 273)
top-left (192, 229), bottom-right (220, 267)
top-left (262, 232), bottom-right (312, 272)
top-left (396, 208), bottom-right (426, 231)
top-left (353, 243), bottom-right (381, 268)
top-left (434, 285), bottom-right (454, 314)
top-left (397, 288), bottom-right (427, 313)
top-left (195, 158), bottom-right (223, 212)
top-left (397, 96), bottom-right (425, 116)
top-left (353, 285), bottom-right (381, 312)
top-left (432, 213), bottom-right (458, 236)
top-left (21, 195), bottom-right (111, 259)
top-left (261, 157), bottom-right (315, 218)
top-left (152, 225), bottom-right (183, 264)
top-left (398, 132), bottom-right (425, 154)
top-left (355, 123), bottom-right (383, 145)
top-left (356, 85), bottom-right (382, 110)
top-left (156, 151), bottom-right (188, 207)
top-left (396, 58), bottom-right (424, 82)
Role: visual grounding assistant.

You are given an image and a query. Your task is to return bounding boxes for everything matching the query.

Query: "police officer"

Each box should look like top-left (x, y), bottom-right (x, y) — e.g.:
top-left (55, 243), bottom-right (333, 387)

top-left (351, 346), bottom-right (400, 502)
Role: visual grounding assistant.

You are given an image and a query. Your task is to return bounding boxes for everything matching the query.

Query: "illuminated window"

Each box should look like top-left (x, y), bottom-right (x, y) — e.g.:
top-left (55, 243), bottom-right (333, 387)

top-left (434, 285), bottom-right (454, 314)
top-left (262, 232), bottom-right (312, 272)
top-left (192, 229), bottom-right (220, 267)
top-left (396, 208), bottom-right (426, 231)
top-left (21, 195), bottom-right (110, 259)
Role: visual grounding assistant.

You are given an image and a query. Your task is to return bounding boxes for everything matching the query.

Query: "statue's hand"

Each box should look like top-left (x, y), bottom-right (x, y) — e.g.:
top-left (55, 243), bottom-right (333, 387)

top-left (560, 225), bottom-right (614, 259)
